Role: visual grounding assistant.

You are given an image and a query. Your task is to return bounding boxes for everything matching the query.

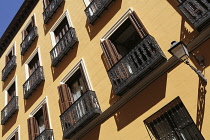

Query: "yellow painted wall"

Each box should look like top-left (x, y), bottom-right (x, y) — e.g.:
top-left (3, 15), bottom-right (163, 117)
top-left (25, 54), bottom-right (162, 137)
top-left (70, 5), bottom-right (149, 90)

top-left (0, 0), bottom-right (209, 139)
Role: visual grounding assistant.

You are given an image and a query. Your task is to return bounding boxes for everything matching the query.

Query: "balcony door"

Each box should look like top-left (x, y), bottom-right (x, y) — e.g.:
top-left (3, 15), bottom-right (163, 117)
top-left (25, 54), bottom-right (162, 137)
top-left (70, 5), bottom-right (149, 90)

top-left (5, 46), bottom-right (15, 64)
top-left (101, 11), bottom-right (148, 70)
top-left (28, 53), bottom-right (40, 76)
top-left (8, 82), bottom-right (16, 103)
top-left (22, 16), bottom-right (35, 41)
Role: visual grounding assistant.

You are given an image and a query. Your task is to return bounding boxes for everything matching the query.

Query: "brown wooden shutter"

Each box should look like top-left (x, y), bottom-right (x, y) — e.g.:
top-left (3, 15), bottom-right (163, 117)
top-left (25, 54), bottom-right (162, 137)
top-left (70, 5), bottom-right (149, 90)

top-left (128, 11), bottom-right (148, 39)
top-left (101, 40), bottom-right (122, 70)
top-left (12, 45), bottom-right (15, 56)
top-left (42, 103), bottom-right (50, 129)
top-left (5, 55), bottom-right (9, 64)
top-left (27, 117), bottom-right (39, 140)
top-left (15, 131), bottom-right (18, 140)
top-left (57, 84), bottom-right (74, 114)
top-left (31, 16), bottom-right (35, 27)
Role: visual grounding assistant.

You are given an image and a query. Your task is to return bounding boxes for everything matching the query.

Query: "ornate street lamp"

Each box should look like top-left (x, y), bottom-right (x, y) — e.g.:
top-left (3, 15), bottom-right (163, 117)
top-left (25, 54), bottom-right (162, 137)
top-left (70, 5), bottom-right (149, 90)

top-left (168, 41), bottom-right (207, 83)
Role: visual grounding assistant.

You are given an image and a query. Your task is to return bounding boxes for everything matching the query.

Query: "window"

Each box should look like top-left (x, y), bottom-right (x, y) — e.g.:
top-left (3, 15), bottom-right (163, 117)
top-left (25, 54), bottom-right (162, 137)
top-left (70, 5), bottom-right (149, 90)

top-left (7, 82), bottom-right (16, 103)
top-left (28, 99), bottom-right (53, 140)
top-left (100, 9), bottom-right (166, 95)
top-left (4, 77), bottom-right (17, 106)
top-left (43, 0), bottom-right (53, 9)
top-left (144, 97), bottom-right (205, 140)
top-left (22, 16), bottom-right (36, 41)
top-left (50, 11), bottom-right (78, 66)
top-left (6, 126), bottom-right (20, 140)
top-left (28, 53), bottom-right (40, 76)
top-left (5, 45), bottom-right (15, 64)
top-left (23, 48), bottom-right (44, 99)
top-left (101, 9), bottom-right (148, 70)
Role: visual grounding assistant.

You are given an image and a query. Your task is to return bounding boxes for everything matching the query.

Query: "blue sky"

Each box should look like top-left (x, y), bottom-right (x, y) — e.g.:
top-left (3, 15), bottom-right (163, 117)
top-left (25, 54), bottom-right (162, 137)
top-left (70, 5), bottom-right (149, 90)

top-left (0, 0), bottom-right (24, 37)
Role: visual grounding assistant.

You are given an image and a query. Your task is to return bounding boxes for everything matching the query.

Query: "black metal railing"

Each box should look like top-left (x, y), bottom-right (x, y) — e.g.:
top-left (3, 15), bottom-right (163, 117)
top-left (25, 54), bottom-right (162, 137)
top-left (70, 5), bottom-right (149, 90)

top-left (108, 35), bottom-right (167, 96)
top-left (60, 90), bottom-right (102, 139)
top-left (23, 66), bottom-right (45, 99)
top-left (43, 0), bottom-right (64, 24)
top-left (20, 26), bottom-right (38, 55)
top-left (178, 0), bottom-right (210, 31)
top-left (50, 27), bottom-right (78, 67)
top-left (84, 0), bottom-right (115, 24)
top-left (1, 96), bottom-right (18, 125)
top-left (2, 56), bottom-right (16, 81)
top-left (35, 129), bottom-right (54, 140)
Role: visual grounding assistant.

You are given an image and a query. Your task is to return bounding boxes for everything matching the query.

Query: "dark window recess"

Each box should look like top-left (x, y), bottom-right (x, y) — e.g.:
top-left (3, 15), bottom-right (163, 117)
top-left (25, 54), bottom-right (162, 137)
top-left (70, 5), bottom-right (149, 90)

top-left (10, 131), bottom-right (18, 140)
top-left (21, 16), bottom-right (38, 55)
top-left (23, 53), bottom-right (45, 99)
top-left (8, 82), bottom-right (16, 102)
top-left (144, 97), bottom-right (205, 140)
top-left (84, 0), bottom-right (115, 24)
top-left (27, 103), bottom-right (54, 140)
top-left (58, 67), bottom-right (101, 139)
top-left (50, 17), bottom-right (78, 67)
top-left (43, 0), bottom-right (64, 24)
top-left (178, 0), bottom-right (210, 31)
top-left (2, 46), bottom-right (16, 81)
top-left (101, 11), bottom-right (166, 96)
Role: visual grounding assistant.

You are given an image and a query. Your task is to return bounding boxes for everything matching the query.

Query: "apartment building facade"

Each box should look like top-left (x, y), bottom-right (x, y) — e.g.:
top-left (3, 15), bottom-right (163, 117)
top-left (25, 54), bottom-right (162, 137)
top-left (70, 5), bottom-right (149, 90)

top-left (0, 0), bottom-right (209, 139)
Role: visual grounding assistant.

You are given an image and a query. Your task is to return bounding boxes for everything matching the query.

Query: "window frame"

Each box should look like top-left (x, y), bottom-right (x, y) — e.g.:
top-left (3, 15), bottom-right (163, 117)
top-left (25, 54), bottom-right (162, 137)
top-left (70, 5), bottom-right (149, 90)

top-left (5, 42), bottom-right (16, 65)
top-left (50, 10), bottom-right (73, 47)
top-left (24, 47), bottom-right (42, 79)
top-left (22, 14), bottom-right (36, 41)
top-left (6, 125), bottom-right (20, 140)
top-left (60, 58), bottom-right (93, 91)
top-left (4, 76), bottom-right (18, 106)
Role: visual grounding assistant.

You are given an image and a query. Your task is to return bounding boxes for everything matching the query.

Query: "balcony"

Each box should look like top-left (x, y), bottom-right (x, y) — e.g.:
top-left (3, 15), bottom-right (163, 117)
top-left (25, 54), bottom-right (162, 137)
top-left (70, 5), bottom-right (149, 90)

top-left (35, 129), bottom-right (54, 140)
top-left (2, 56), bottom-right (16, 81)
top-left (107, 35), bottom-right (167, 96)
top-left (23, 66), bottom-right (45, 99)
top-left (20, 26), bottom-right (38, 55)
top-left (1, 96), bottom-right (18, 125)
top-left (50, 27), bottom-right (78, 67)
top-left (178, 0), bottom-right (210, 31)
top-left (60, 90), bottom-right (101, 139)
top-left (43, 0), bottom-right (64, 24)
top-left (84, 0), bottom-right (115, 24)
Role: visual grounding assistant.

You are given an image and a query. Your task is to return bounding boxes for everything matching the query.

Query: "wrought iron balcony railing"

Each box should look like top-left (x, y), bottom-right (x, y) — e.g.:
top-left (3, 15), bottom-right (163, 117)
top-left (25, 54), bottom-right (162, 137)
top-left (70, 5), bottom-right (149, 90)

top-left (23, 66), bottom-right (45, 99)
top-left (108, 35), bottom-right (167, 96)
top-left (84, 0), bottom-right (115, 24)
top-left (35, 129), bottom-right (54, 140)
top-left (2, 56), bottom-right (16, 81)
top-left (60, 90), bottom-right (101, 139)
top-left (43, 0), bottom-right (64, 24)
top-left (178, 0), bottom-right (210, 31)
top-left (20, 26), bottom-right (38, 55)
top-left (50, 27), bottom-right (78, 67)
top-left (1, 96), bottom-right (18, 125)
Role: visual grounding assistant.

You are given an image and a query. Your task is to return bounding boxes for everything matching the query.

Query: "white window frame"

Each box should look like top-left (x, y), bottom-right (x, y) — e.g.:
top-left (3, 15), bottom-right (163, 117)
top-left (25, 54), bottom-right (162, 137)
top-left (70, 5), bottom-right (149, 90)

top-left (6, 125), bottom-right (20, 140)
top-left (24, 47), bottom-right (42, 79)
top-left (60, 58), bottom-right (93, 90)
top-left (101, 8), bottom-right (133, 41)
top-left (84, 0), bottom-right (91, 6)
top-left (50, 10), bottom-right (73, 47)
top-left (4, 76), bottom-right (18, 105)
top-left (22, 13), bottom-right (36, 41)
top-left (29, 96), bottom-right (52, 129)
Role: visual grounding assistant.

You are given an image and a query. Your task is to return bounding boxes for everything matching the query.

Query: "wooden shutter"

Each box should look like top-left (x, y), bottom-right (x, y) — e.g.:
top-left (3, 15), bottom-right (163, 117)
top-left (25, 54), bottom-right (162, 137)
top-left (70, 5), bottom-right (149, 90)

top-left (15, 131), bottom-right (18, 140)
top-left (27, 117), bottom-right (39, 140)
top-left (31, 16), bottom-right (35, 27)
top-left (101, 40), bottom-right (122, 70)
top-left (42, 103), bottom-right (50, 129)
top-left (57, 84), bottom-right (74, 114)
top-left (128, 11), bottom-right (148, 39)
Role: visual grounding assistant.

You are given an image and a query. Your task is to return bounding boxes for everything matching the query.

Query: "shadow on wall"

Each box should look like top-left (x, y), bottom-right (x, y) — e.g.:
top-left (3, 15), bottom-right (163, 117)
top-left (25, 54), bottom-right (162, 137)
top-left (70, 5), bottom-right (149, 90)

top-left (113, 73), bottom-right (167, 131)
top-left (24, 81), bottom-right (45, 112)
top-left (166, 0), bottom-right (198, 44)
top-left (80, 125), bottom-right (101, 140)
top-left (190, 40), bottom-right (210, 131)
top-left (21, 38), bottom-right (38, 66)
top-left (50, 43), bottom-right (78, 81)
top-left (1, 112), bottom-right (18, 137)
top-left (85, 0), bottom-right (122, 41)
top-left (43, 1), bottom-right (65, 35)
